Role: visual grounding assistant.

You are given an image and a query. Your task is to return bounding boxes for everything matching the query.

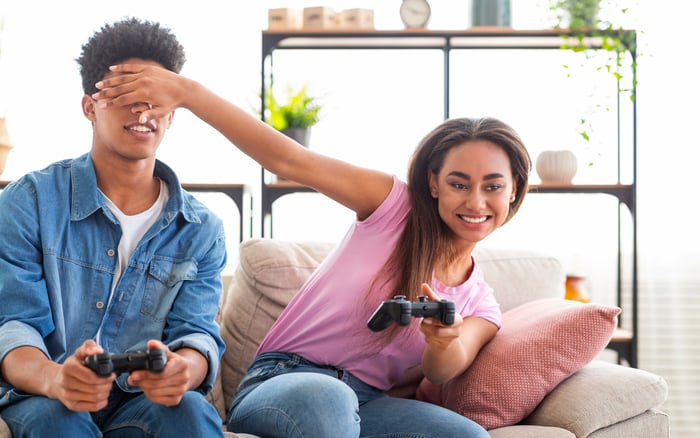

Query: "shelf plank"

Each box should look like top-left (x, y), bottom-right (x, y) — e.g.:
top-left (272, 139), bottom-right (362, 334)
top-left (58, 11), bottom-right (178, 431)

top-left (263, 182), bottom-right (634, 206)
top-left (610, 327), bottom-right (634, 343)
top-left (262, 28), bottom-right (635, 52)
top-left (529, 183), bottom-right (634, 210)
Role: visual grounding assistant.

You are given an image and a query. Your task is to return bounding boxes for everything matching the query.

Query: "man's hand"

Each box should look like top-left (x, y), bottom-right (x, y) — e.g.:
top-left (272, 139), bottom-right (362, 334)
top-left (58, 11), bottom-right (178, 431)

top-left (52, 340), bottom-right (115, 412)
top-left (126, 340), bottom-right (190, 407)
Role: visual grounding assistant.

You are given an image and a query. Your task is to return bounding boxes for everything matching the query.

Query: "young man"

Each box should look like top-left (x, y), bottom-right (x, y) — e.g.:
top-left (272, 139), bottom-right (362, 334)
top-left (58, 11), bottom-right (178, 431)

top-left (0, 18), bottom-right (227, 436)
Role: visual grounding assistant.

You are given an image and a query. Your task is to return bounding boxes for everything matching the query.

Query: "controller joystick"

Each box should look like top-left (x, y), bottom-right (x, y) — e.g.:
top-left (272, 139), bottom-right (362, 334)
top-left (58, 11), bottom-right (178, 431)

top-left (85, 348), bottom-right (167, 377)
top-left (367, 295), bottom-right (456, 332)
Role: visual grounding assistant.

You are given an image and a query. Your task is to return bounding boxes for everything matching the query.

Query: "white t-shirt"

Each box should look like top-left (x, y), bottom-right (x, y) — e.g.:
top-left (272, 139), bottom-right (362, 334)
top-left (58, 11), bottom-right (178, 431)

top-left (97, 179), bottom-right (168, 343)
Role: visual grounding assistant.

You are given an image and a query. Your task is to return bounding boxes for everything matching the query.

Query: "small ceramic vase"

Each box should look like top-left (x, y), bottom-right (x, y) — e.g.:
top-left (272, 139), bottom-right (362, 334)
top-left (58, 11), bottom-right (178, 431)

top-left (536, 150), bottom-right (578, 184)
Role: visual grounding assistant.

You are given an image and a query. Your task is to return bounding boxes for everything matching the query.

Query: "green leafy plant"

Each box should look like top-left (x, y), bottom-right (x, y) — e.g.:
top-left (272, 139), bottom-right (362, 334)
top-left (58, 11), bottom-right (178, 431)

top-left (549, 0), bottom-right (638, 162)
top-left (264, 84), bottom-right (322, 131)
top-left (551, 0), bottom-right (637, 94)
top-left (551, 0), bottom-right (601, 29)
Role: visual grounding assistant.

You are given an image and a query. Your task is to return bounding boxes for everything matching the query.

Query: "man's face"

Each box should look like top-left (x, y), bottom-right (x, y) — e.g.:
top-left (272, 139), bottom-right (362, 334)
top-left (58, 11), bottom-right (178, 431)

top-left (82, 58), bottom-right (174, 164)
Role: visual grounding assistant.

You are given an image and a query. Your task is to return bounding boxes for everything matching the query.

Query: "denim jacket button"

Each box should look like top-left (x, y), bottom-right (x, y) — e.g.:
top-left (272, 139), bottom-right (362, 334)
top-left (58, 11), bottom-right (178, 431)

top-left (96, 301), bottom-right (105, 309)
top-left (107, 249), bottom-right (115, 257)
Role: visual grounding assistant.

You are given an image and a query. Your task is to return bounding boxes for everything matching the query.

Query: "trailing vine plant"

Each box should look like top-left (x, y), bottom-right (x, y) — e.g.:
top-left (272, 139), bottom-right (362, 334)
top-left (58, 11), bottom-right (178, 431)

top-left (549, 0), bottom-right (637, 162)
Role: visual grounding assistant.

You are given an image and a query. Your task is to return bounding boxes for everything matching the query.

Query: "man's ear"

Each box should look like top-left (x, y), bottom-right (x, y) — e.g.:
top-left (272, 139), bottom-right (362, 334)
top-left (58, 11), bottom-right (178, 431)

top-left (165, 110), bottom-right (175, 129)
top-left (82, 95), bottom-right (96, 121)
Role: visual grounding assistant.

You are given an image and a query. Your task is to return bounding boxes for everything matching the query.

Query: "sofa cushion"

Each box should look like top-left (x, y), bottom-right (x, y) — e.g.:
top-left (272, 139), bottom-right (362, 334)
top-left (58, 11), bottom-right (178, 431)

top-left (217, 239), bottom-right (335, 418)
top-left (488, 425), bottom-right (575, 438)
top-left (0, 418), bottom-right (9, 438)
top-left (416, 298), bottom-right (620, 430)
top-left (473, 247), bottom-right (566, 312)
top-left (527, 360), bottom-right (669, 437)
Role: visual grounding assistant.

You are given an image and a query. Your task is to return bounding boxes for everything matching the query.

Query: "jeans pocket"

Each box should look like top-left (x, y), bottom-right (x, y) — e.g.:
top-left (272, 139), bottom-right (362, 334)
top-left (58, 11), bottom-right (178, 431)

top-left (231, 355), bottom-right (292, 409)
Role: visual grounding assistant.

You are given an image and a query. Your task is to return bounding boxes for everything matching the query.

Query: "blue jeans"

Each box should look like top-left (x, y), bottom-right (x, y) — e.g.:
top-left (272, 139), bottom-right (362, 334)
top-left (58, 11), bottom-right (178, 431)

top-left (227, 352), bottom-right (489, 438)
top-left (0, 386), bottom-right (223, 437)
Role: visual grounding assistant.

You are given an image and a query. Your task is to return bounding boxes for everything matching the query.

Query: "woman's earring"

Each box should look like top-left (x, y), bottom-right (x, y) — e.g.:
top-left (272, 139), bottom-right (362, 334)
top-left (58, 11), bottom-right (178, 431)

top-left (510, 194), bottom-right (516, 203)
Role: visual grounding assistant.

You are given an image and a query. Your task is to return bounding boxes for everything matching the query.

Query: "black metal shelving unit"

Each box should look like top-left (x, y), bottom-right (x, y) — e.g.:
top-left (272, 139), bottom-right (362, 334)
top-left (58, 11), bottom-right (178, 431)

top-left (180, 183), bottom-right (252, 242)
top-left (258, 28), bottom-right (637, 367)
top-left (0, 180), bottom-right (252, 242)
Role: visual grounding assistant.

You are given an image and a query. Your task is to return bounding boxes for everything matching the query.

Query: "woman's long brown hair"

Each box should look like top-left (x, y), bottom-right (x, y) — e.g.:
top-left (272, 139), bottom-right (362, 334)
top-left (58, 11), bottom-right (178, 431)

top-left (366, 117), bottom-right (531, 345)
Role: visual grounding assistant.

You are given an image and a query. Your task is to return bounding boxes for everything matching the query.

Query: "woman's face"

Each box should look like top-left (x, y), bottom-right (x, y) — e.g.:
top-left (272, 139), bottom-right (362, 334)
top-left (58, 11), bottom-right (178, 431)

top-left (429, 140), bottom-right (516, 251)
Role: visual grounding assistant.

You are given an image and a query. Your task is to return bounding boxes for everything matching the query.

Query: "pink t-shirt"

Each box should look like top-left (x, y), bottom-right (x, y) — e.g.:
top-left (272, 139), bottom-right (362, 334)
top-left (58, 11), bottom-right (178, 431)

top-left (257, 177), bottom-right (501, 390)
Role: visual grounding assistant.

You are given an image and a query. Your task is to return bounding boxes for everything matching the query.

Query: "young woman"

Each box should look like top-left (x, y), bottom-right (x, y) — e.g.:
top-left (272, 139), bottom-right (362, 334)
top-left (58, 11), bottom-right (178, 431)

top-left (92, 64), bottom-right (531, 438)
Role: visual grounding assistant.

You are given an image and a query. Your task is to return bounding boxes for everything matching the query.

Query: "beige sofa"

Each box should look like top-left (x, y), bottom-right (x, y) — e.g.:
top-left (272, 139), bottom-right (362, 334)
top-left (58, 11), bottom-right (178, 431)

top-left (213, 239), bottom-right (668, 437)
top-left (0, 239), bottom-right (670, 437)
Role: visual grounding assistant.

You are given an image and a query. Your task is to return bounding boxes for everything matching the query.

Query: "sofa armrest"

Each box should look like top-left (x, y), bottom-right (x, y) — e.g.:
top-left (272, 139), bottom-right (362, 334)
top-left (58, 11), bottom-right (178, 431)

top-left (0, 417), bottom-right (9, 438)
top-left (525, 360), bottom-right (668, 437)
top-left (218, 239), bottom-right (335, 416)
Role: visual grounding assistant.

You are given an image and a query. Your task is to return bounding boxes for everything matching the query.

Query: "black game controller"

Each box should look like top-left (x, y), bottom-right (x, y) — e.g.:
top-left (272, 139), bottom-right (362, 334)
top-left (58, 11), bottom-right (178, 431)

top-left (367, 295), bottom-right (456, 332)
top-left (85, 348), bottom-right (167, 377)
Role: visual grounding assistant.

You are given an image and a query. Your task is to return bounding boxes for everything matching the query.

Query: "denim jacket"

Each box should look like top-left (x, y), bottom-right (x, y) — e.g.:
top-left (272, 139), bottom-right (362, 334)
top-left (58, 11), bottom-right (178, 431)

top-left (0, 153), bottom-right (227, 407)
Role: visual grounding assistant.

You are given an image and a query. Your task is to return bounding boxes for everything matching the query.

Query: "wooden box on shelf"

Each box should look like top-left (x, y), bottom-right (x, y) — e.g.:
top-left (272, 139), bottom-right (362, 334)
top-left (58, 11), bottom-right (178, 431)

top-left (268, 8), bottom-right (303, 30)
top-left (303, 7), bottom-right (336, 29)
top-left (338, 9), bottom-right (374, 30)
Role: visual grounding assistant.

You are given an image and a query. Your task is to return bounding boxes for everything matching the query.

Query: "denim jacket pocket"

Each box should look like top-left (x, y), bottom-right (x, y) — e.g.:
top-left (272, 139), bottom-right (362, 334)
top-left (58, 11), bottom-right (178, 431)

top-left (142, 257), bottom-right (197, 321)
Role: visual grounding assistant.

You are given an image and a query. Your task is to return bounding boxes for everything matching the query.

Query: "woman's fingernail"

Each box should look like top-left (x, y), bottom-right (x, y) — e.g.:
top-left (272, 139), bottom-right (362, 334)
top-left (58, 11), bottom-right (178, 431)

top-left (94, 81), bottom-right (103, 89)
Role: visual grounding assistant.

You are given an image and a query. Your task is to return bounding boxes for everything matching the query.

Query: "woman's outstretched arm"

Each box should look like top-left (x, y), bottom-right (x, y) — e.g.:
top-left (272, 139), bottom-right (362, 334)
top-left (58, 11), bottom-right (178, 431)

top-left (93, 64), bottom-right (393, 220)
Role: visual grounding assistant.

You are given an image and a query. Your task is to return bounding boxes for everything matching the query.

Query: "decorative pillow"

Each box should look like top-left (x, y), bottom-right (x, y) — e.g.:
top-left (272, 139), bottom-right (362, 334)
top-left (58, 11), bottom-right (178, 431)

top-left (416, 298), bottom-right (620, 430)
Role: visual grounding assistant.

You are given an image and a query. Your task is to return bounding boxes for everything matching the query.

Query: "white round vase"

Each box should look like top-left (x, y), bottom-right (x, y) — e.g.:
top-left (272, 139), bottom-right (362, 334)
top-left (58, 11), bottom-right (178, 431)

top-left (535, 150), bottom-right (578, 184)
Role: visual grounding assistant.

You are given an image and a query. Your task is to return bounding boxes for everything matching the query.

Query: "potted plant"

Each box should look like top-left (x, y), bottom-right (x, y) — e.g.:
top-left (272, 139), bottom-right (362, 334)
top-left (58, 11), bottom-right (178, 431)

top-left (543, 0), bottom-right (637, 175)
top-left (550, 0), bottom-right (636, 65)
top-left (264, 84), bottom-right (322, 147)
top-left (549, 0), bottom-right (637, 96)
top-left (550, 0), bottom-right (601, 30)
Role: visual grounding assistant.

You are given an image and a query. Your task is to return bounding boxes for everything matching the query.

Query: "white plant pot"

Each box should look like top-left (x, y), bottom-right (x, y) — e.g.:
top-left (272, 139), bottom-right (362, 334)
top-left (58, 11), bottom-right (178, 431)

top-left (536, 150), bottom-right (578, 184)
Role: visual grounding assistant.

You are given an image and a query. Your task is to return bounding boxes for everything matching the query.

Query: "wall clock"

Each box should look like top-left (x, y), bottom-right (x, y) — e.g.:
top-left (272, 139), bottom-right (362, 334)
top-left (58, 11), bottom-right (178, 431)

top-left (400, 0), bottom-right (431, 29)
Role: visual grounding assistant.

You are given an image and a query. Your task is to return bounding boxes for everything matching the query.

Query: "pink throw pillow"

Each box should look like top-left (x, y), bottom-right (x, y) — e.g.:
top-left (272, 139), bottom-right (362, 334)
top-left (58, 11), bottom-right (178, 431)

top-left (416, 298), bottom-right (620, 430)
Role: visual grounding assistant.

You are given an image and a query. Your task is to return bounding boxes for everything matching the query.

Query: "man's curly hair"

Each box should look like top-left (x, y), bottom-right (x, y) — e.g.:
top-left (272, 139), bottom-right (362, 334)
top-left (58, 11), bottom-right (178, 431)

top-left (76, 17), bottom-right (186, 95)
